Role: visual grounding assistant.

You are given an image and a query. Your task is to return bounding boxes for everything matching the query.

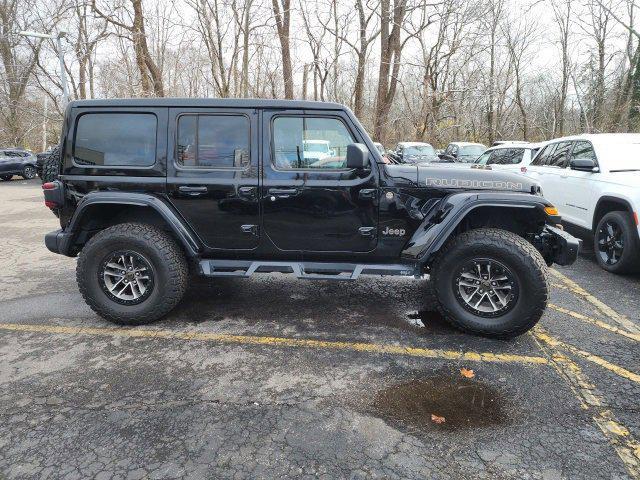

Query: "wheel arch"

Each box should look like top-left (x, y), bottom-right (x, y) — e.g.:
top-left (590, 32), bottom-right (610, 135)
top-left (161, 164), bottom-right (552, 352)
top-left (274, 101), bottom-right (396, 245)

top-left (401, 192), bottom-right (553, 266)
top-left (592, 196), bottom-right (635, 232)
top-left (64, 193), bottom-right (201, 257)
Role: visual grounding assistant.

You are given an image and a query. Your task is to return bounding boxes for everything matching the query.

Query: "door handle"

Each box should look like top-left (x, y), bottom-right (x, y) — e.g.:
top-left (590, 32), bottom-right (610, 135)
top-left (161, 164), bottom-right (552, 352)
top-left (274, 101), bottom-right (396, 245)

top-left (267, 187), bottom-right (298, 199)
top-left (359, 188), bottom-right (377, 200)
top-left (179, 186), bottom-right (208, 195)
top-left (359, 226), bottom-right (376, 237)
top-left (238, 186), bottom-right (257, 198)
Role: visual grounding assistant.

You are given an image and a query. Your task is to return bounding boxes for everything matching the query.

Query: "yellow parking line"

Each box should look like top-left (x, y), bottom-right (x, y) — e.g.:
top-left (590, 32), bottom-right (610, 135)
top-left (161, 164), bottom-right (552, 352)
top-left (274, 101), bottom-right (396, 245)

top-left (532, 327), bottom-right (640, 477)
top-left (535, 329), bottom-right (640, 385)
top-left (0, 321), bottom-right (549, 365)
top-left (549, 304), bottom-right (640, 342)
top-left (550, 269), bottom-right (640, 335)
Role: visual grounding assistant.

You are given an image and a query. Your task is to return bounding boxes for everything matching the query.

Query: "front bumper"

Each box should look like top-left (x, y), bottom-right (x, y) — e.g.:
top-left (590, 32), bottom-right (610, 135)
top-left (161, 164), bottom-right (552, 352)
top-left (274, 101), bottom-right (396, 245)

top-left (537, 225), bottom-right (580, 266)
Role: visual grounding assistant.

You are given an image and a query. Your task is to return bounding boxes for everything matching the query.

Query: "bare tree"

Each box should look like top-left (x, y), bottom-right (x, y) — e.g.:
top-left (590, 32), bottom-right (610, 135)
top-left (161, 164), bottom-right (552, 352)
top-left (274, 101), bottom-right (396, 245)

top-left (271, 0), bottom-right (293, 98)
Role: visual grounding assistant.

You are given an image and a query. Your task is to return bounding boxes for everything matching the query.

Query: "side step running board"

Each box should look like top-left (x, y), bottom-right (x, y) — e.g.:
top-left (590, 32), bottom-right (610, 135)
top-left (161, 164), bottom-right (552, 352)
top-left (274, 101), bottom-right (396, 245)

top-left (199, 259), bottom-right (420, 281)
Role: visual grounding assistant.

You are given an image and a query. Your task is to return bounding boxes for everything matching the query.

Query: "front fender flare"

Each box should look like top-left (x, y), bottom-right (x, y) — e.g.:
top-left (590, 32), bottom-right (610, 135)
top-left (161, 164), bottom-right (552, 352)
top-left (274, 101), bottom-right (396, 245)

top-left (401, 191), bottom-right (554, 264)
top-left (58, 192), bottom-right (201, 257)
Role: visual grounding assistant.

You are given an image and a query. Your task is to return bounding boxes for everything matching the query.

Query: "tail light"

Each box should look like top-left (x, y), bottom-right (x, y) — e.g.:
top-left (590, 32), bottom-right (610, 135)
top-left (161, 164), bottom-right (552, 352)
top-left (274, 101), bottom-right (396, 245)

top-left (42, 181), bottom-right (63, 210)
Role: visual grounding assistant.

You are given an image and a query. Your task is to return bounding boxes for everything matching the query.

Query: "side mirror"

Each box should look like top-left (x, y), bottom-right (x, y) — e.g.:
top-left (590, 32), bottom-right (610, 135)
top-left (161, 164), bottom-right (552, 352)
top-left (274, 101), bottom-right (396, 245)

top-left (346, 143), bottom-right (370, 169)
top-left (570, 158), bottom-right (598, 172)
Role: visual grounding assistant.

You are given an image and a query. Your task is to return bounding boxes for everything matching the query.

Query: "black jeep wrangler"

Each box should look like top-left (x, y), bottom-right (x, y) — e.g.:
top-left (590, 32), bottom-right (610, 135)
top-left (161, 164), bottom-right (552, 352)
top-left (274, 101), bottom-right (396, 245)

top-left (43, 99), bottom-right (579, 337)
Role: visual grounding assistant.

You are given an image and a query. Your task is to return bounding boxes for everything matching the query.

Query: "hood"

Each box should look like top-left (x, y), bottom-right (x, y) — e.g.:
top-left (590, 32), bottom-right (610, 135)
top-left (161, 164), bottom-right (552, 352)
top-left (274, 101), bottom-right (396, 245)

top-left (383, 164), bottom-right (539, 194)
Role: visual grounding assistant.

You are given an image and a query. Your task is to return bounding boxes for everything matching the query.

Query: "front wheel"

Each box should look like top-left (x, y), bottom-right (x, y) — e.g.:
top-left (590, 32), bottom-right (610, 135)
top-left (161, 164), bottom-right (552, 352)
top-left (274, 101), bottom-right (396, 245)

top-left (22, 165), bottom-right (37, 180)
top-left (77, 223), bottom-right (189, 325)
top-left (431, 228), bottom-right (549, 338)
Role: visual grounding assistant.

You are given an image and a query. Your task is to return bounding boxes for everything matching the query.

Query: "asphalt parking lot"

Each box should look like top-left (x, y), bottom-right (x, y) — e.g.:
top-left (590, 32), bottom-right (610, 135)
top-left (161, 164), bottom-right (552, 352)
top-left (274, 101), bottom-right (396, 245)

top-left (1, 179), bottom-right (639, 480)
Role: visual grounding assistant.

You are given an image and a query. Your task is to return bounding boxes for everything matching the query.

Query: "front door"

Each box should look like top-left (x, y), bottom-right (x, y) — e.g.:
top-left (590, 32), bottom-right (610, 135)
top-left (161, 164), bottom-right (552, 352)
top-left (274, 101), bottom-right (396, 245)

top-left (261, 110), bottom-right (378, 252)
top-left (166, 107), bottom-right (260, 250)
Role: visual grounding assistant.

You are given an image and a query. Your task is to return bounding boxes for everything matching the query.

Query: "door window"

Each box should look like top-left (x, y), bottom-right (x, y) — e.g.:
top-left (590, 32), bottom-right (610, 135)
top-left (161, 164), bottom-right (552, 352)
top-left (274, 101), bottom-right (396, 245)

top-left (476, 151), bottom-right (491, 165)
top-left (177, 114), bottom-right (250, 169)
top-left (547, 141), bottom-right (572, 168)
top-left (570, 141), bottom-right (597, 164)
top-left (74, 113), bottom-right (157, 167)
top-left (272, 116), bottom-right (355, 170)
top-left (531, 144), bottom-right (557, 166)
top-left (487, 148), bottom-right (525, 165)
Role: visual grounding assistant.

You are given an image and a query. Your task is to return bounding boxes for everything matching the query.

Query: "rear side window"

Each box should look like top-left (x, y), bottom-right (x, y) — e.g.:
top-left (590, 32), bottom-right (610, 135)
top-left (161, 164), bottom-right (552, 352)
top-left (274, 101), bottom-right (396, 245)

top-left (548, 141), bottom-right (572, 167)
top-left (74, 113), bottom-right (157, 167)
top-left (177, 114), bottom-right (250, 169)
top-left (488, 148), bottom-right (525, 165)
top-left (531, 143), bottom-right (557, 166)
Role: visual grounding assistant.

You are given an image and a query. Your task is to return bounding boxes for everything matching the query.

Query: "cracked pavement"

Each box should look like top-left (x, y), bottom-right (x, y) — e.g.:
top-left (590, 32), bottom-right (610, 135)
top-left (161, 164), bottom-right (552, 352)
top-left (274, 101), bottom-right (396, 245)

top-left (0, 180), bottom-right (638, 479)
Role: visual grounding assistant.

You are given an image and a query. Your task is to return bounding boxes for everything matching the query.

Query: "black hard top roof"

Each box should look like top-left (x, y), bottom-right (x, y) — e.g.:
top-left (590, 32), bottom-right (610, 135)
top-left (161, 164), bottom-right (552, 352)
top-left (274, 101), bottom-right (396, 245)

top-left (68, 98), bottom-right (347, 110)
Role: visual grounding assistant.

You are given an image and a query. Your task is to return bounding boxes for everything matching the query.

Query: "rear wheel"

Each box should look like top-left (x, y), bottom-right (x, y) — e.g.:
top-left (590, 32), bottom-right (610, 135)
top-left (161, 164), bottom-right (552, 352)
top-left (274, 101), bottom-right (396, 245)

top-left (431, 228), bottom-right (549, 338)
top-left (594, 211), bottom-right (640, 274)
top-left (21, 165), bottom-right (36, 180)
top-left (77, 223), bottom-right (188, 325)
top-left (0, 174), bottom-right (12, 181)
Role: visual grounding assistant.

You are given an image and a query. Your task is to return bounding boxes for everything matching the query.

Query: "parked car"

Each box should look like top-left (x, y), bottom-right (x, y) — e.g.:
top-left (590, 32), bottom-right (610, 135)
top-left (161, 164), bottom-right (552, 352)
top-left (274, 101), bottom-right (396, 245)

top-left (475, 142), bottom-right (544, 173)
top-left (440, 142), bottom-right (487, 163)
top-left (492, 140), bottom-right (529, 147)
top-left (373, 142), bottom-right (385, 154)
top-left (0, 148), bottom-right (38, 181)
top-left (42, 98), bottom-right (578, 338)
top-left (387, 142), bottom-right (445, 164)
top-left (520, 133), bottom-right (640, 273)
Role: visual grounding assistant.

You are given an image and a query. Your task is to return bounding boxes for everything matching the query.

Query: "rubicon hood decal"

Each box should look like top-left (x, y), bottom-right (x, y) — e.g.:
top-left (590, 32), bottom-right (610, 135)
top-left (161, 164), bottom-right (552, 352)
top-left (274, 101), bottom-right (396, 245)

top-left (425, 177), bottom-right (524, 190)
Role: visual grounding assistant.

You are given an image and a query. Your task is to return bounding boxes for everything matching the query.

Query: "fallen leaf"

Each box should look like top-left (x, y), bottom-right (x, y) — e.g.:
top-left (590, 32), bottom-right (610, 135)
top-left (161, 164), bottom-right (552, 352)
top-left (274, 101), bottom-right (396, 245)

top-left (460, 367), bottom-right (475, 379)
top-left (431, 414), bottom-right (446, 424)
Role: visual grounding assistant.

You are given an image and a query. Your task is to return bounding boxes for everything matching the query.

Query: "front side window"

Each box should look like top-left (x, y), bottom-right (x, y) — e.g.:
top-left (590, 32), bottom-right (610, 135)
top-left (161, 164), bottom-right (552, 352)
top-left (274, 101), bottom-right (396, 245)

top-left (475, 151), bottom-right (491, 164)
top-left (177, 114), bottom-right (250, 168)
top-left (570, 141), bottom-right (597, 164)
top-left (272, 116), bottom-right (355, 169)
top-left (74, 113), bottom-right (157, 167)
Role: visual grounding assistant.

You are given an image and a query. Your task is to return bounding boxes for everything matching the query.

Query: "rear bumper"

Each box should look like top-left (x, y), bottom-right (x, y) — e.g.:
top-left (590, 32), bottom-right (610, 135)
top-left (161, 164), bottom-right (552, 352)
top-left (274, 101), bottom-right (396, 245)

top-left (538, 225), bottom-right (580, 266)
top-left (45, 229), bottom-right (74, 256)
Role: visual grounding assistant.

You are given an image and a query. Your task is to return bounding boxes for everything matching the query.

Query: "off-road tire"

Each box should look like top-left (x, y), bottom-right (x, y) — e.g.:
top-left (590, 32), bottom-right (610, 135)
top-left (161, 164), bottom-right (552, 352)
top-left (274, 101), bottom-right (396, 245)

top-left (77, 223), bottom-right (188, 325)
top-left (0, 174), bottom-right (12, 181)
top-left (431, 228), bottom-right (549, 338)
top-left (21, 165), bottom-right (37, 180)
top-left (594, 211), bottom-right (640, 274)
top-left (41, 145), bottom-right (61, 184)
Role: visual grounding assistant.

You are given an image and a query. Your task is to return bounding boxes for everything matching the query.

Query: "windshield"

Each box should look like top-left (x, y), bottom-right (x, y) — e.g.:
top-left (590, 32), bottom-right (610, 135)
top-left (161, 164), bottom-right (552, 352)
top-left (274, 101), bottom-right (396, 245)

top-left (404, 145), bottom-right (435, 156)
top-left (304, 143), bottom-right (329, 153)
top-left (603, 143), bottom-right (640, 171)
top-left (460, 145), bottom-right (485, 156)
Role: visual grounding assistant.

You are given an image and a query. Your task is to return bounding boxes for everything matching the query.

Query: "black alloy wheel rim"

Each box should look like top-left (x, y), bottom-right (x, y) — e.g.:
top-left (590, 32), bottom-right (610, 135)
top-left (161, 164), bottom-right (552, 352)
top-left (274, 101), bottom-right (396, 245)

top-left (597, 220), bottom-right (624, 265)
top-left (453, 258), bottom-right (519, 318)
top-left (23, 166), bottom-right (36, 179)
top-left (98, 250), bottom-right (155, 305)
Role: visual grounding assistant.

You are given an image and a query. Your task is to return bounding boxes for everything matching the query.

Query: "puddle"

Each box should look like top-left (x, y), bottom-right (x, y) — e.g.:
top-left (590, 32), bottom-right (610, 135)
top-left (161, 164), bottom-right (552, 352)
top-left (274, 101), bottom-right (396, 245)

top-left (372, 375), bottom-right (508, 431)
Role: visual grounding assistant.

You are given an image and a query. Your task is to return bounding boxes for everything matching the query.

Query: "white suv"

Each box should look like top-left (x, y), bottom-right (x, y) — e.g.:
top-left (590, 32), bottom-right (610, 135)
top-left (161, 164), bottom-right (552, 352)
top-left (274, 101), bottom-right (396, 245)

top-left (522, 134), bottom-right (640, 273)
top-left (475, 142), bottom-right (544, 173)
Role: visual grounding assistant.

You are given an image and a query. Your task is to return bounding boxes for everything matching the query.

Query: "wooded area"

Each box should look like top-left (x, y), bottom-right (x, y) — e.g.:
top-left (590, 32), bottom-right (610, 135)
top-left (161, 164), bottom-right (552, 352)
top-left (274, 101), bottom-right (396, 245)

top-left (1, 0), bottom-right (639, 150)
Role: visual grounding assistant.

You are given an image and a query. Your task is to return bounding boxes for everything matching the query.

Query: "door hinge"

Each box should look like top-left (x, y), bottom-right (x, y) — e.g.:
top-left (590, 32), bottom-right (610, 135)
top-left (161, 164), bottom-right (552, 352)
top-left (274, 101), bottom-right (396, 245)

top-left (241, 224), bottom-right (259, 236)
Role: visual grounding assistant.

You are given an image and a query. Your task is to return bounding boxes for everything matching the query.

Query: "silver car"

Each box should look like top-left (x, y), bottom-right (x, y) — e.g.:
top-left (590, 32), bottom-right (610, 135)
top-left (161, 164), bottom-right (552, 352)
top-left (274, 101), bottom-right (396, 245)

top-left (0, 149), bottom-right (38, 181)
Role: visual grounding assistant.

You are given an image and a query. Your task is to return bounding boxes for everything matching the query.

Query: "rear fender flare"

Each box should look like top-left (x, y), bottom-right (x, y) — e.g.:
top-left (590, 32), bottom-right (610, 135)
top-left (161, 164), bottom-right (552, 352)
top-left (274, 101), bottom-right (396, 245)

top-left (64, 192), bottom-right (201, 256)
top-left (401, 192), bottom-right (552, 264)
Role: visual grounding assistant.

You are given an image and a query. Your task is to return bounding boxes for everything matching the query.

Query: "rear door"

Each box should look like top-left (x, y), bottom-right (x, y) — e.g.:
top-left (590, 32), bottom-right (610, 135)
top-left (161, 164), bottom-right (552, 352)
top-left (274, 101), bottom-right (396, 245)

top-left (166, 107), bottom-right (260, 251)
top-left (261, 109), bottom-right (379, 253)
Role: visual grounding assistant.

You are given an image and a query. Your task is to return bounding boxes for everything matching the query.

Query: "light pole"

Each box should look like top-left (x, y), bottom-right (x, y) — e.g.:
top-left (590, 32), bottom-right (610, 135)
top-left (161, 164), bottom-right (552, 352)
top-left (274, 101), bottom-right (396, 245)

top-left (19, 30), bottom-right (70, 105)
